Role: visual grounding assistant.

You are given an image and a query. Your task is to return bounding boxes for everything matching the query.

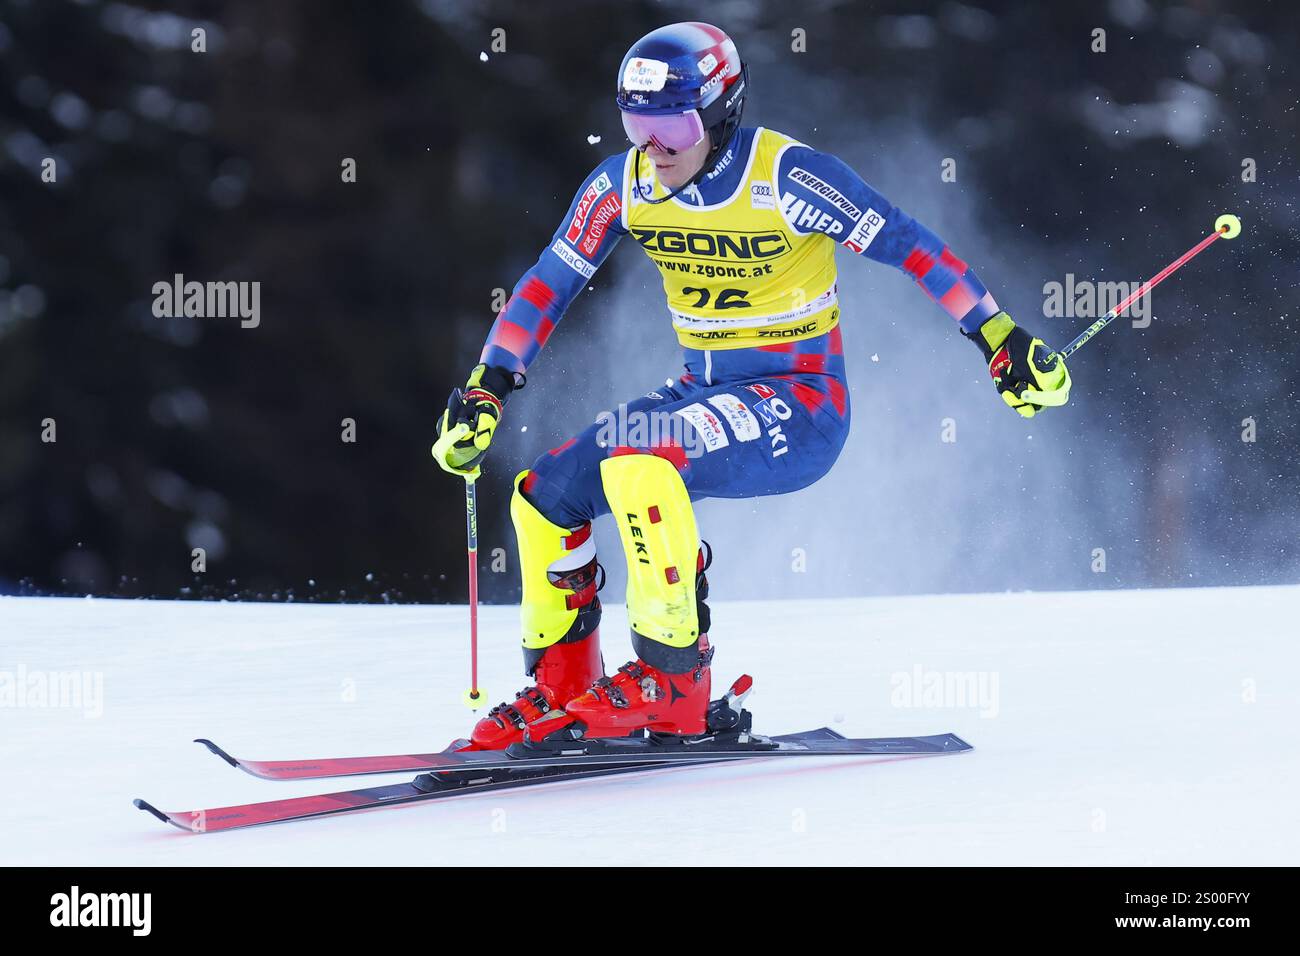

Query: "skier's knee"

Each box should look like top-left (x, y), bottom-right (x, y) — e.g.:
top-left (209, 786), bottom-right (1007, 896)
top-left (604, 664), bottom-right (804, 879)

top-left (520, 449), bottom-right (594, 528)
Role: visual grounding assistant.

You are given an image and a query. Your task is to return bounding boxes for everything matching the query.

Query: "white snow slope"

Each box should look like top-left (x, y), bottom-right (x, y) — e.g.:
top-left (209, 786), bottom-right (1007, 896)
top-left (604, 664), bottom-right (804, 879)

top-left (1, 585), bottom-right (1296, 866)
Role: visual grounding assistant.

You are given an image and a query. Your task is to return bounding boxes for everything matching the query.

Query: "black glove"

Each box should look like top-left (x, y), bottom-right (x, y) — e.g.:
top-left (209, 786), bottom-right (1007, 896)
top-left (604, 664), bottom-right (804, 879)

top-left (963, 312), bottom-right (1071, 418)
top-left (432, 364), bottom-right (520, 477)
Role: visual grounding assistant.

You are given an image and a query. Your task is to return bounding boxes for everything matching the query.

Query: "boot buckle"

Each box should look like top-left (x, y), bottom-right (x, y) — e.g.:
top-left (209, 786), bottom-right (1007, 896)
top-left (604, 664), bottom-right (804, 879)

top-left (692, 644), bottom-right (715, 682)
top-left (521, 687), bottom-right (551, 714)
top-left (592, 676), bottom-right (630, 709)
top-left (617, 661), bottom-right (646, 680)
top-left (493, 703), bottom-right (527, 730)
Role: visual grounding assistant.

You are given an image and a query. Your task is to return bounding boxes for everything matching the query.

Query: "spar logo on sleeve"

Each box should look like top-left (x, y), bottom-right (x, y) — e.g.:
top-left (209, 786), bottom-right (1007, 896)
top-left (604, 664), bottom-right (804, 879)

top-left (674, 402), bottom-right (730, 453)
top-left (706, 393), bottom-right (760, 441)
top-left (565, 172), bottom-right (614, 246)
top-left (843, 207), bottom-right (886, 254)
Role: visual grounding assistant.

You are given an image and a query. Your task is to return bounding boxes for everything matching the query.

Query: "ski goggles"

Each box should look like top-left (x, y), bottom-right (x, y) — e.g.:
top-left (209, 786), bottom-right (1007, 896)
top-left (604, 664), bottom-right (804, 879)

top-left (620, 108), bottom-right (706, 154)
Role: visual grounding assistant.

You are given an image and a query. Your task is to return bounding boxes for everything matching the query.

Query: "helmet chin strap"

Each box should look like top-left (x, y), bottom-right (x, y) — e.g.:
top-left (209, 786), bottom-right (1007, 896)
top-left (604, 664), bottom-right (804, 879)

top-left (633, 121), bottom-right (740, 206)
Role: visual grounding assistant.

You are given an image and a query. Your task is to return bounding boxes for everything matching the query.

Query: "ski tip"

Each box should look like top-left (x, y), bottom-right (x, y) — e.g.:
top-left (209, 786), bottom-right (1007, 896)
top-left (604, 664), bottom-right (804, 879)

top-left (945, 734), bottom-right (974, 752)
top-left (194, 738), bottom-right (240, 767)
top-left (134, 799), bottom-right (200, 833)
top-left (133, 798), bottom-right (169, 822)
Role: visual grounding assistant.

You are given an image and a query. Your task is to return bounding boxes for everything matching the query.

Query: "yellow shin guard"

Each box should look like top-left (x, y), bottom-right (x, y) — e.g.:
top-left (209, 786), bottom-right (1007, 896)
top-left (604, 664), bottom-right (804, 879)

top-left (511, 471), bottom-right (597, 651)
top-left (599, 454), bottom-right (701, 666)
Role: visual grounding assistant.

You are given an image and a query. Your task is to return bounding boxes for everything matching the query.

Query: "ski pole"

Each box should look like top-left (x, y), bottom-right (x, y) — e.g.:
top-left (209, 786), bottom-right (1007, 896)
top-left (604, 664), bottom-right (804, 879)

top-left (461, 475), bottom-right (487, 709)
top-left (1056, 213), bottom-right (1241, 360)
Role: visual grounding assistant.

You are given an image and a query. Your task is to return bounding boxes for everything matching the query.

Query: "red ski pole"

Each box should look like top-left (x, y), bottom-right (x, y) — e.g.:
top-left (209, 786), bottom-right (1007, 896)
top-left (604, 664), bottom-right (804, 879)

top-left (1056, 213), bottom-right (1242, 360)
top-left (461, 476), bottom-right (487, 709)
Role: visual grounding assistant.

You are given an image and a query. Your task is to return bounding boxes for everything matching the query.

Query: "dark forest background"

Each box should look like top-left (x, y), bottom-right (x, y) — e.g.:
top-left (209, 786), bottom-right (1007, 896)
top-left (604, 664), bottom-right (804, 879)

top-left (0, 0), bottom-right (1296, 604)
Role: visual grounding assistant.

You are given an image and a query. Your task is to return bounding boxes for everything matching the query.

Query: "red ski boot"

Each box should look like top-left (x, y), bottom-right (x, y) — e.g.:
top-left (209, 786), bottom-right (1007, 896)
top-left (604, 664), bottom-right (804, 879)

top-left (463, 548), bottom-right (605, 750)
top-left (464, 630), bottom-right (603, 749)
top-left (558, 545), bottom-right (715, 739)
top-left (562, 639), bottom-right (713, 737)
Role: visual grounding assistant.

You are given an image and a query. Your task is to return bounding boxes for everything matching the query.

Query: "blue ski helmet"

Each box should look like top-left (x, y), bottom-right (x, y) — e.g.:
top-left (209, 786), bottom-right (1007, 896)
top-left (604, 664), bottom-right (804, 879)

top-left (616, 22), bottom-right (748, 160)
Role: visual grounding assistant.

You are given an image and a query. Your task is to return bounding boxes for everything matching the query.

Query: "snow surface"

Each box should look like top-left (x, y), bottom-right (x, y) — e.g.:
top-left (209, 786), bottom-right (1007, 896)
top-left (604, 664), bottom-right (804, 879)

top-left (1, 586), bottom-right (1296, 865)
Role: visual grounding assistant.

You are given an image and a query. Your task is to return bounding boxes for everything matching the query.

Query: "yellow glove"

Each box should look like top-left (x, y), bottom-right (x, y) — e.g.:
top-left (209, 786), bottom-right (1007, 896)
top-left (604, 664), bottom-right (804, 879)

top-left (432, 364), bottom-right (518, 478)
top-left (965, 312), bottom-right (1071, 418)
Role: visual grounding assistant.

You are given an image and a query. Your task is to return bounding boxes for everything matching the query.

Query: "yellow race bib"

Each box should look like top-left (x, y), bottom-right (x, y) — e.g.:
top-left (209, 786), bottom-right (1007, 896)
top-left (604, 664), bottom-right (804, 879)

top-left (623, 128), bottom-right (840, 350)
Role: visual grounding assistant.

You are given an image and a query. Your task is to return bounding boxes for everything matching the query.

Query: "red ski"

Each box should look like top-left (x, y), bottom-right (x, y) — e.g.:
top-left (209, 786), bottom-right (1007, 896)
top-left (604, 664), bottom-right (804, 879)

top-left (140, 728), bottom-right (971, 832)
top-left (194, 738), bottom-right (466, 780)
top-left (134, 760), bottom-right (680, 833)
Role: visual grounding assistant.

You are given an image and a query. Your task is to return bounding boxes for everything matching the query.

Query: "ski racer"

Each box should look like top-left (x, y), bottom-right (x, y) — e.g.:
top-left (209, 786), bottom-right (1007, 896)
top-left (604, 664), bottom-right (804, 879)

top-left (432, 21), bottom-right (1071, 748)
